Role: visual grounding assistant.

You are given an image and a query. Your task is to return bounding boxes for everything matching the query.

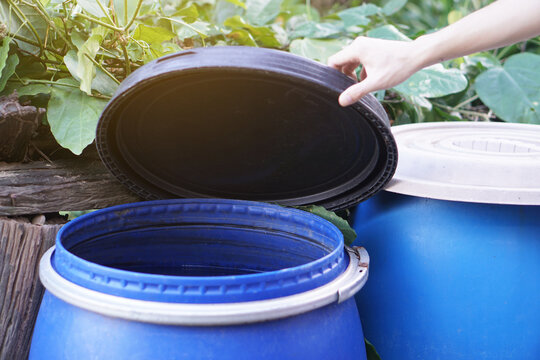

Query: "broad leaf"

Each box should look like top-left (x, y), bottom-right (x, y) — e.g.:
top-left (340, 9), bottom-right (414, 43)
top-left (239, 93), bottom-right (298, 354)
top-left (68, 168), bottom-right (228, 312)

top-left (224, 16), bottom-right (281, 47)
top-left (77, 27), bottom-right (107, 95)
top-left (245, 0), bottom-right (283, 26)
top-left (289, 21), bottom-right (343, 39)
top-left (77, 0), bottom-right (110, 18)
top-left (14, 84), bottom-right (51, 96)
top-left (0, 54), bottom-right (19, 92)
top-left (113, 0), bottom-right (139, 26)
top-left (382, 0), bottom-right (407, 15)
top-left (0, 37), bottom-right (10, 73)
top-left (225, 0), bottom-right (246, 9)
top-left (281, 2), bottom-right (320, 22)
top-left (475, 53), bottom-right (540, 124)
top-left (338, 4), bottom-right (380, 27)
top-left (367, 25), bottom-right (411, 41)
top-left (395, 64), bottom-right (468, 99)
top-left (227, 29), bottom-right (257, 46)
top-left (0, 2), bottom-right (47, 54)
top-left (64, 51), bottom-right (118, 96)
top-left (175, 20), bottom-right (213, 40)
top-left (47, 78), bottom-right (107, 155)
top-left (134, 24), bottom-right (177, 59)
top-left (172, 3), bottom-right (200, 23)
top-left (289, 38), bottom-right (350, 64)
top-left (133, 24), bottom-right (176, 46)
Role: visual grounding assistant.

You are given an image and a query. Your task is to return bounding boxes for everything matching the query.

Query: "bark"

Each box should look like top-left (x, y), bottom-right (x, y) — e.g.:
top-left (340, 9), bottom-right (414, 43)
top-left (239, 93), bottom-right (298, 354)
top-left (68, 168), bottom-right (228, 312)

top-left (0, 157), bottom-right (142, 216)
top-left (0, 218), bottom-right (62, 360)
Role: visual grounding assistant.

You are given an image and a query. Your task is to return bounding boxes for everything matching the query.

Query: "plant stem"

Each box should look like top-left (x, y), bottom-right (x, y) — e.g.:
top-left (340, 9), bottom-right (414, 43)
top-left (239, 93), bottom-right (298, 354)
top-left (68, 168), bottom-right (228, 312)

top-left (123, 0), bottom-right (144, 31)
top-left (15, 78), bottom-right (112, 99)
top-left (76, 13), bottom-right (123, 32)
top-left (433, 102), bottom-right (492, 121)
top-left (120, 43), bottom-right (131, 75)
top-left (7, 31), bottom-right (64, 56)
top-left (25, 0), bottom-right (73, 49)
top-left (453, 94), bottom-right (479, 110)
top-left (95, 0), bottom-right (116, 27)
top-left (83, 53), bottom-right (121, 84)
top-left (8, 0), bottom-right (44, 55)
top-left (124, 0), bottom-right (129, 26)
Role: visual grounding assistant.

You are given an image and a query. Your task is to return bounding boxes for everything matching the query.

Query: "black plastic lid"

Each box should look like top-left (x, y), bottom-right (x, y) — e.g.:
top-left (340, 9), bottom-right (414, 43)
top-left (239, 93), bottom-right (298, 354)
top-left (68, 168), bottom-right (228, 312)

top-left (96, 46), bottom-right (397, 210)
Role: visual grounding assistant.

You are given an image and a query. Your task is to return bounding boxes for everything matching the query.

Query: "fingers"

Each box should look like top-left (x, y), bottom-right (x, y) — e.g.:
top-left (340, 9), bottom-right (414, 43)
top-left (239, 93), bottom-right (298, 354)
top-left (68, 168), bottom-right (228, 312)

top-left (338, 78), bottom-right (377, 107)
top-left (327, 45), bottom-right (359, 71)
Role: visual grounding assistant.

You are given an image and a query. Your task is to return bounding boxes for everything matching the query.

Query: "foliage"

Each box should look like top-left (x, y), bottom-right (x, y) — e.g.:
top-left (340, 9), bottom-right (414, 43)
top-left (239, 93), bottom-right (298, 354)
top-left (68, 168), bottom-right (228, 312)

top-left (0, 0), bottom-right (539, 154)
top-left (296, 205), bottom-right (357, 246)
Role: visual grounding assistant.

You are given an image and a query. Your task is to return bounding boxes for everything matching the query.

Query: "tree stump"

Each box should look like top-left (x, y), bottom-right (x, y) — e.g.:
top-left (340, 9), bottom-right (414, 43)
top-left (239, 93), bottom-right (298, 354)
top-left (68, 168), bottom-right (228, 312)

top-left (0, 218), bottom-right (64, 360)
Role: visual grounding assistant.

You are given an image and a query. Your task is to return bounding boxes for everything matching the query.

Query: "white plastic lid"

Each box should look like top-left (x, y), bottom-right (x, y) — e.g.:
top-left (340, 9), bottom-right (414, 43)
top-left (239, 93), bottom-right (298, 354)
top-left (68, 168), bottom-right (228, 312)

top-left (385, 122), bottom-right (540, 205)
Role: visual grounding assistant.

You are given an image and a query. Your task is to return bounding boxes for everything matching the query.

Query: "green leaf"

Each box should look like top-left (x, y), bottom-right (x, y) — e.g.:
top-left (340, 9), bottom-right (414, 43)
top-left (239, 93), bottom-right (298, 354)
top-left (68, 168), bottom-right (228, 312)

top-left (296, 205), bottom-right (357, 246)
top-left (172, 3), bottom-right (200, 23)
top-left (14, 84), bottom-right (51, 96)
top-left (134, 23), bottom-right (177, 43)
top-left (175, 20), bottom-right (213, 41)
top-left (113, 0), bottom-right (138, 26)
top-left (64, 50), bottom-right (118, 96)
top-left (289, 38), bottom-right (349, 64)
top-left (464, 53), bottom-right (500, 70)
top-left (224, 16), bottom-right (281, 47)
top-left (289, 21), bottom-right (343, 39)
top-left (382, 0), bottom-right (407, 16)
top-left (475, 53), bottom-right (540, 124)
top-left (281, 2), bottom-right (320, 22)
top-left (47, 78), bottom-right (107, 155)
top-left (0, 54), bottom-right (19, 92)
top-left (227, 29), bottom-right (257, 46)
top-left (134, 23), bottom-right (177, 58)
top-left (245, 0), bottom-right (283, 26)
top-left (225, 0), bottom-right (246, 9)
top-left (447, 10), bottom-right (462, 25)
top-left (77, 0), bottom-right (109, 18)
top-left (338, 4), bottom-right (380, 27)
top-left (367, 25), bottom-right (411, 41)
top-left (0, 37), bottom-right (10, 73)
top-left (365, 338), bottom-right (382, 360)
top-left (0, 2), bottom-right (48, 55)
top-left (77, 27), bottom-right (107, 95)
top-left (395, 64), bottom-right (468, 99)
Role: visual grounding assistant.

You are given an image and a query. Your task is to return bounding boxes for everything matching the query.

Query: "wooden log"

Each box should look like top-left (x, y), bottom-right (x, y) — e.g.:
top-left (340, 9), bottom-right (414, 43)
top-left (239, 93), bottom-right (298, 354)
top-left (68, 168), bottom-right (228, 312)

top-left (0, 157), bottom-right (142, 216)
top-left (0, 92), bottom-right (45, 162)
top-left (0, 218), bottom-right (63, 360)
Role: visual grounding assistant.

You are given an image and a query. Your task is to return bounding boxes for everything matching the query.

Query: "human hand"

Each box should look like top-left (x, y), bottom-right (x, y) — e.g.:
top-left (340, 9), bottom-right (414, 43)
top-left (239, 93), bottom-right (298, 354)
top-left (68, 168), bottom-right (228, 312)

top-left (328, 36), bottom-right (423, 107)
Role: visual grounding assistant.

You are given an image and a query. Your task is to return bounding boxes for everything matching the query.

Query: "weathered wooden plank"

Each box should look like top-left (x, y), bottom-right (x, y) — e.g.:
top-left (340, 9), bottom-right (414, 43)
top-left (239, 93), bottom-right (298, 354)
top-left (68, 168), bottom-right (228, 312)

top-left (0, 157), bottom-right (142, 216)
top-left (0, 219), bottom-right (63, 360)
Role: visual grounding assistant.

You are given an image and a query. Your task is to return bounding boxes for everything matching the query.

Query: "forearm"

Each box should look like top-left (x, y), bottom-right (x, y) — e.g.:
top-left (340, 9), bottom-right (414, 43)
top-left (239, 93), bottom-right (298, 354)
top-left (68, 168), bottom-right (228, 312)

top-left (413, 0), bottom-right (540, 69)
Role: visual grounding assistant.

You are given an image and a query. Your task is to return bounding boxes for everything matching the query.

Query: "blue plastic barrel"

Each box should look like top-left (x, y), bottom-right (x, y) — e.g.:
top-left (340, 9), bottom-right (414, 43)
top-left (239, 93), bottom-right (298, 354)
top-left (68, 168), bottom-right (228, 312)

top-left (353, 123), bottom-right (540, 360)
top-left (30, 199), bottom-right (369, 360)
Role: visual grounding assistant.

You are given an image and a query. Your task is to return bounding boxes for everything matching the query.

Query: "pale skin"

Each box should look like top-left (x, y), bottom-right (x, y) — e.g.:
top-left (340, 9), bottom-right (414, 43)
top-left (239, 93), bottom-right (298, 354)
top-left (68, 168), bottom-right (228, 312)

top-left (328, 0), bottom-right (540, 107)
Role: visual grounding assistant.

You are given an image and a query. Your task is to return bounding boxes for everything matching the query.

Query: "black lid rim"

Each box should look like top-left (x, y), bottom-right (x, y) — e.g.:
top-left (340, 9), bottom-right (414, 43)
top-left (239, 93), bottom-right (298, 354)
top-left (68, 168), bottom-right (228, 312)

top-left (96, 47), bottom-right (398, 211)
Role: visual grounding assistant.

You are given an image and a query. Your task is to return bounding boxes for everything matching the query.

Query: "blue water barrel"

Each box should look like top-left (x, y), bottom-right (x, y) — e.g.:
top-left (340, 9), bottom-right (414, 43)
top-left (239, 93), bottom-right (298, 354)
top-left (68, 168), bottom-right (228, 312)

top-left (353, 123), bottom-right (540, 360)
top-left (30, 199), bottom-right (369, 359)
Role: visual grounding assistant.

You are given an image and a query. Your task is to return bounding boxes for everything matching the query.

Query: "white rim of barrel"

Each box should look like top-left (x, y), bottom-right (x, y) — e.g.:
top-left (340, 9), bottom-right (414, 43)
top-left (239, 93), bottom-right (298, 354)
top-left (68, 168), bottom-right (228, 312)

top-left (39, 246), bottom-right (369, 326)
top-left (386, 122), bottom-right (540, 205)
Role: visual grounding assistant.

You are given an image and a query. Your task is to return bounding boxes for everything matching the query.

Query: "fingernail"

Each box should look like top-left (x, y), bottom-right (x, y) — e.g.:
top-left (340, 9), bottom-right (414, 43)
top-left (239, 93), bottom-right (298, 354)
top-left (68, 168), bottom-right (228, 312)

top-left (340, 94), bottom-right (353, 107)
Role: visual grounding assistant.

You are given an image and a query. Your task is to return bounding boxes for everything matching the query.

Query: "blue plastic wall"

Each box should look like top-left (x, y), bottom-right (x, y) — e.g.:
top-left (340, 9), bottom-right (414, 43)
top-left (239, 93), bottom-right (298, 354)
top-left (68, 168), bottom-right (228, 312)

top-left (30, 291), bottom-right (366, 360)
top-left (353, 191), bottom-right (540, 360)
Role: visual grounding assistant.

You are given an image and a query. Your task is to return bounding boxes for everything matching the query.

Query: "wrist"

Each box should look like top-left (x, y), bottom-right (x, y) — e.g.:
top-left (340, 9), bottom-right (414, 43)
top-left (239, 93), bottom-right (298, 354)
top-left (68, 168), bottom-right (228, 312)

top-left (410, 34), bottom-right (443, 70)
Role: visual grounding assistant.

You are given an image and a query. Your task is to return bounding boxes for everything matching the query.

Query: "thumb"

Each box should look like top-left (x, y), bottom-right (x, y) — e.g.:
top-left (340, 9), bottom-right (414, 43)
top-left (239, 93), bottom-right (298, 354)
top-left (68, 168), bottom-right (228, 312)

top-left (338, 78), bottom-right (377, 107)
